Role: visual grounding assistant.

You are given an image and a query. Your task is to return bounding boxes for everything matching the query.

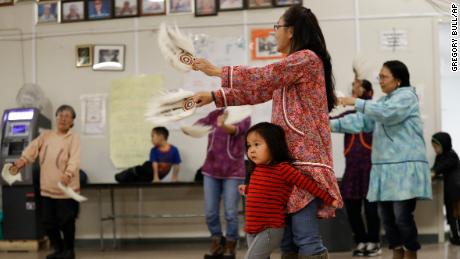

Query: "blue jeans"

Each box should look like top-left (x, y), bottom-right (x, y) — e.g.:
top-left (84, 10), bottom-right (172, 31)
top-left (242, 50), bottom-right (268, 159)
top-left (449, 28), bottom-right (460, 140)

top-left (204, 175), bottom-right (243, 241)
top-left (281, 199), bottom-right (327, 256)
top-left (378, 199), bottom-right (421, 251)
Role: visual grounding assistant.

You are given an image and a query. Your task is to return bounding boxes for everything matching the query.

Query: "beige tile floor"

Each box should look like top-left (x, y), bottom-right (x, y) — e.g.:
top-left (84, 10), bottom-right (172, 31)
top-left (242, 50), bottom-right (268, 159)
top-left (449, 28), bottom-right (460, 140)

top-left (1, 243), bottom-right (460, 259)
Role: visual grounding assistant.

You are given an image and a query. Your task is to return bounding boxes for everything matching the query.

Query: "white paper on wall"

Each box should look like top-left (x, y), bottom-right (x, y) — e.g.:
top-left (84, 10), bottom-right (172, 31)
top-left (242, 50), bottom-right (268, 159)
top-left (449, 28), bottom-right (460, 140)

top-left (80, 94), bottom-right (107, 135)
top-left (380, 29), bottom-right (408, 51)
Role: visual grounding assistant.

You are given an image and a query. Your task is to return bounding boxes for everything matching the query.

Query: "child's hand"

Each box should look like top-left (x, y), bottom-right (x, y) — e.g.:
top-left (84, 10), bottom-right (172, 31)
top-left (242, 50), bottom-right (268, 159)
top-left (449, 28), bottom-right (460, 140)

top-left (332, 200), bottom-right (339, 208)
top-left (238, 184), bottom-right (247, 195)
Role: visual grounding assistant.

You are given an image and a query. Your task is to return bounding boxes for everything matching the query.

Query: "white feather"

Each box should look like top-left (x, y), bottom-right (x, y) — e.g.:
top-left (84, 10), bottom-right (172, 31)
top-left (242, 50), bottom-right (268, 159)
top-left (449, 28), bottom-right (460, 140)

top-left (181, 124), bottom-right (212, 138)
top-left (1, 163), bottom-right (22, 186)
top-left (145, 89), bottom-right (197, 125)
top-left (352, 55), bottom-right (374, 81)
top-left (57, 182), bottom-right (88, 202)
top-left (335, 90), bottom-right (346, 98)
top-left (225, 105), bottom-right (252, 125)
top-left (168, 25), bottom-right (195, 54)
top-left (158, 23), bottom-right (195, 72)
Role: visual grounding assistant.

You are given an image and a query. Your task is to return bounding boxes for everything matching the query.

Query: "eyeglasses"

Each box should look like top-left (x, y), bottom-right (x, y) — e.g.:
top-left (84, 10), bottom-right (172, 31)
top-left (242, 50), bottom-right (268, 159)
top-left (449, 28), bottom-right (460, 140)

top-left (377, 74), bottom-right (392, 81)
top-left (273, 24), bottom-right (289, 31)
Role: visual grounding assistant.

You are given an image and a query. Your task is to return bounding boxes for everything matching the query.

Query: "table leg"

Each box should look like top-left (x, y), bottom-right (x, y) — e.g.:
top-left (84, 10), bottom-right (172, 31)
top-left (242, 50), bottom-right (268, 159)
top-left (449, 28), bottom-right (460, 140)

top-left (110, 187), bottom-right (117, 248)
top-left (99, 188), bottom-right (104, 250)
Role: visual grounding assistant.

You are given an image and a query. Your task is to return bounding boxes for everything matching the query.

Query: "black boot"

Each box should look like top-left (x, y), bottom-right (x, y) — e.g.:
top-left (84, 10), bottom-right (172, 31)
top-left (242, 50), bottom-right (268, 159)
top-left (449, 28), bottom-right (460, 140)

top-left (46, 250), bottom-right (63, 259)
top-left (46, 230), bottom-right (63, 259)
top-left (56, 250), bottom-right (75, 259)
top-left (449, 220), bottom-right (460, 245)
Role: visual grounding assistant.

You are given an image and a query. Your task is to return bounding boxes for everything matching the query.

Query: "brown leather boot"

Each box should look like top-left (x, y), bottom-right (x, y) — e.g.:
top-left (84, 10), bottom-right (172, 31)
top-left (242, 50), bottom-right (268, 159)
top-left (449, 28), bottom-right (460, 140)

top-left (298, 251), bottom-right (328, 259)
top-left (222, 239), bottom-right (237, 259)
top-left (281, 252), bottom-right (298, 259)
top-left (204, 236), bottom-right (224, 259)
top-left (403, 250), bottom-right (417, 259)
top-left (392, 248), bottom-right (404, 259)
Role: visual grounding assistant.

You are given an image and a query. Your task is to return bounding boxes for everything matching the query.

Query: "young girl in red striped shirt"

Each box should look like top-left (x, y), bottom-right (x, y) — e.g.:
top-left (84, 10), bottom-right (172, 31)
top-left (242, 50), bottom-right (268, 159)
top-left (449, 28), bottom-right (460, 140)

top-left (239, 122), bottom-right (339, 259)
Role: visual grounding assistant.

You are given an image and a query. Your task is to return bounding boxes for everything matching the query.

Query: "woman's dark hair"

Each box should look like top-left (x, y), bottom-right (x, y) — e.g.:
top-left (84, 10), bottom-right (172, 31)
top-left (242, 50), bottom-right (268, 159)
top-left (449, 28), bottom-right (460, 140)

top-left (245, 122), bottom-right (293, 173)
top-left (152, 126), bottom-right (169, 140)
top-left (383, 60), bottom-right (411, 87)
top-left (283, 5), bottom-right (336, 111)
top-left (55, 105), bottom-right (76, 119)
top-left (360, 79), bottom-right (373, 100)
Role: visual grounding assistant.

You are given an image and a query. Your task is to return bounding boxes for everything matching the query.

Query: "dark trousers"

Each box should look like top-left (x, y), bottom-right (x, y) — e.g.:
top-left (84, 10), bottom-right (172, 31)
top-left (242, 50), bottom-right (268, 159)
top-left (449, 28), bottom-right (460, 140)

top-left (41, 197), bottom-right (79, 252)
top-left (344, 198), bottom-right (380, 243)
top-left (445, 197), bottom-right (460, 240)
top-left (378, 199), bottom-right (420, 251)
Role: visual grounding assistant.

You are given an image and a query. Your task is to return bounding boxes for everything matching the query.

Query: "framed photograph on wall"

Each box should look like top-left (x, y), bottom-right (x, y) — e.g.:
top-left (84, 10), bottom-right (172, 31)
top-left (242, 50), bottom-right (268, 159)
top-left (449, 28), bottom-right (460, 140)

top-left (218, 0), bottom-right (243, 11)
top-left (0, 0), bottom-right (14, 7)
top-left (274, 0), bottom-right (301, 7)
top-left (141, 0), bottom-right (166, 15)
top-left (195, 0), bottom-right (217, 16)
top-left (76, 45), bottom-right (93, 67)
top-left (168, 0), bottom-right (193, 14)
top-left (61, 0), bottom-right (85, 22)
top-left (247, 0), bottom-right (272, 9)
top-left (114, 0), bottom-right (138, 18)
top-left (93, 45), bottom-right (125, 71)
top-left (87, 0), bottom-right (112, 20)
top-left (251, 28), bottom-right (283, 60)
top-left (36, 1), bottom-right (59, 23)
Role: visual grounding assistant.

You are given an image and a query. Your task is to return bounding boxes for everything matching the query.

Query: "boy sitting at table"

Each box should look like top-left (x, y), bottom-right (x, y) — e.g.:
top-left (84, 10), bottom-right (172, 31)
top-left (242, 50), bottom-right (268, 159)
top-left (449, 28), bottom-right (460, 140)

top-left (115, 126), bottom-right (181, 183)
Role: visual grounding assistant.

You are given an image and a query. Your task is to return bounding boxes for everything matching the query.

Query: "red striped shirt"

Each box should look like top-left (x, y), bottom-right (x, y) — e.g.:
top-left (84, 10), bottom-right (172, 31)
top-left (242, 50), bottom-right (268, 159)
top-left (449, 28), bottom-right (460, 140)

top-left (245, 162), bottom-right (335, 234)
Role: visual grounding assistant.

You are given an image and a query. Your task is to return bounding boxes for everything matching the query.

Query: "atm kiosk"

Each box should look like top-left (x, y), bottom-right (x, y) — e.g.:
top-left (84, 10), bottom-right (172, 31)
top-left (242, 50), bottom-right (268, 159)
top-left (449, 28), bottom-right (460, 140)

top-left (0, 108), bottom-right (51, 239)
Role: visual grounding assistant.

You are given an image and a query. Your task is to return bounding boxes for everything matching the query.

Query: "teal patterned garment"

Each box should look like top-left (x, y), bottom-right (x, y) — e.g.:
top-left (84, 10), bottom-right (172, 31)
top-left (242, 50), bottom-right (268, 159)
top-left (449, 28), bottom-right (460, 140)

top-left (330, 87), bottom-right (432, 202)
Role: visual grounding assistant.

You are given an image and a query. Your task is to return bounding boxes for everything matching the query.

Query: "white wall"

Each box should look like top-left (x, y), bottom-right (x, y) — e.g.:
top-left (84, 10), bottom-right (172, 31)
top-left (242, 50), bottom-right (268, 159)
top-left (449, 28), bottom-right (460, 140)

top-left (0, 0), bottom-right (451, 238)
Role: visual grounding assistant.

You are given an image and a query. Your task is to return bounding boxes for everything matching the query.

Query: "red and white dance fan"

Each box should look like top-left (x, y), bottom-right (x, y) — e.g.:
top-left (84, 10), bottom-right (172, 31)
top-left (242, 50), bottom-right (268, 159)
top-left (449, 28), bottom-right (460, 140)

top-left (181, 124), bottom-right (212, 138)
top-left (225, 105), bottom-right (252, 125)
top-left (158, 23), bottom-right (196, 72)
top-left (145, 89), bottom-right (197, 125)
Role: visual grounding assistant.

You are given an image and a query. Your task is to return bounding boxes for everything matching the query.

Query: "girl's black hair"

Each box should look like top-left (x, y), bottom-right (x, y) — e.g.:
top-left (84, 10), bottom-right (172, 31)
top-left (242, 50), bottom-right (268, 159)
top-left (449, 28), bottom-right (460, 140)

top-left (245, 122), bottom-right (293, 174)
top-left (283, 5), bottom-right (336, 112)
top-left (383, 60), bottom-right (411, 87)
top-left (360, 79), bottom-right (374, 100)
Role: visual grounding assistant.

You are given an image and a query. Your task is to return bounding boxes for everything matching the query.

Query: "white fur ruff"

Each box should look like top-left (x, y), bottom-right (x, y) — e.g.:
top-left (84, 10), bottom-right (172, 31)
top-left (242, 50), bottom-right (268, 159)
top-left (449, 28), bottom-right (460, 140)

top-left (57, 182), bottom-right (88, 202)
top-left (335, 90), bottom-right (346, 98)
top-left (145, 89), bottom-right (197, 125)
top-left (158, 23), bottom-right (196, 72)
top-left (181, 124), bottom-right (212, 138)
top-left (225, 105), bottom-right (252, 125)
top-left (2, 163), bottom-right (22, 186)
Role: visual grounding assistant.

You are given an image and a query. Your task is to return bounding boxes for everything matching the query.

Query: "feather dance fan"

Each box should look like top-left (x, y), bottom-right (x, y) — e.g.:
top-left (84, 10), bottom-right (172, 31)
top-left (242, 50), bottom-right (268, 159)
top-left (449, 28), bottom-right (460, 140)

top-left (158, 23), bottom-right (196, 72)
top-left (145, 89), bottom-right (197, 125)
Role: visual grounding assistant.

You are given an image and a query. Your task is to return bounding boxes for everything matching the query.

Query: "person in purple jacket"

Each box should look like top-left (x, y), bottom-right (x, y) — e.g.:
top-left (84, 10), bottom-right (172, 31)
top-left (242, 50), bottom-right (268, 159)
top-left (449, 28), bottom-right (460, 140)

top-left (192, 109), bottom-right (250, 259)
top-left (332, 79), bottom-right (382, 257)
